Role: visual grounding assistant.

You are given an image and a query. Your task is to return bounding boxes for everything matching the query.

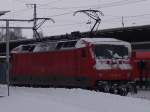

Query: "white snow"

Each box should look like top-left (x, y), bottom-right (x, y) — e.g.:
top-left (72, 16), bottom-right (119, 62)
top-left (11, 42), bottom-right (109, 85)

top-left (77, 38), bottom-right (131, 45)
top-left (128, 90), bottom-right (150, 100)
top-left (0, 86), bottom-right (150, 112)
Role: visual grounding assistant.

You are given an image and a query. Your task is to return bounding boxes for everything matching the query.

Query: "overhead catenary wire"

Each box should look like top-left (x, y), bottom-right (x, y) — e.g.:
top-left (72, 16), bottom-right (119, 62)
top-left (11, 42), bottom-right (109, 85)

top-left (38, 0), bottom-right (148, 18)
top-left (10, 0), bottom-right (148, 19)
top-left (6, 8), bottom-right (32, 17)
top-left (48, 11), bottom-right (74, 17)
top-left (11, 0), bottom-right (62, 17)
top-left (37, 0), bottom-right (147, 10)
top-left (103, 13), bottom-right (150, 23)
top-left (96, 0), bottom-right (147, 9)
top-left (13, 0), bottom-right (28, 4)
top-left (37, 0), bottom-right (63, 7)
top-left (6, 0), bottom-right (150, 33)
top-left (43, 21), bottom-right (86, 27)
top-left (46, 12), bottom-right (150, 27)
top-left (13, 0), bottom-right (63, 8)
top-left (42, 13), bottom-right (150, 29)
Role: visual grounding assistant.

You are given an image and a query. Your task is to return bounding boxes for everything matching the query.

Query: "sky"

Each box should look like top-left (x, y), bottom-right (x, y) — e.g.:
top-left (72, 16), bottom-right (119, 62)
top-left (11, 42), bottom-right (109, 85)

top-left (0, 0), bottom-right (150, 38)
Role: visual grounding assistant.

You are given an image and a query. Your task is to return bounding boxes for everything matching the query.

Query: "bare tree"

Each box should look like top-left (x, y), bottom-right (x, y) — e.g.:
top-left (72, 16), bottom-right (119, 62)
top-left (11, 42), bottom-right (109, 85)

top-left (0, 29), bottom-right (27, 41)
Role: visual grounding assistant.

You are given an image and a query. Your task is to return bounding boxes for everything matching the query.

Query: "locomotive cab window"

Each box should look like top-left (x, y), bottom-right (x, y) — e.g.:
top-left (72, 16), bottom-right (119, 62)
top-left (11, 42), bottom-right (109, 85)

top-left (94, 44), bottom-right (129, 59)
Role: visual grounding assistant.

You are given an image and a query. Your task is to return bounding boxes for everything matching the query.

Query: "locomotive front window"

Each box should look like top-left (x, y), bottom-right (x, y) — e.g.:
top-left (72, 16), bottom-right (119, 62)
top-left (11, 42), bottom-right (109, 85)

top-left (94, 44), bottom-right (129, 59)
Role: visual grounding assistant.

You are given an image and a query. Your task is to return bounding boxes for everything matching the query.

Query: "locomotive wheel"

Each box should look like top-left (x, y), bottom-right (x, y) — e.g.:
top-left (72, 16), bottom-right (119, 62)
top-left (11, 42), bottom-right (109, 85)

top-left (104, 85), bottom-right (110, 93)
top-left (109, 87), bottom-right (115, 94)
top-left (118, 88), bottom-right (128, 96)
top-left (128, 83), bottom-right (138, 94)
top-left (96, 84), bottom-right (110, 93)
top-left (96, 86), bottom-right (104, 92)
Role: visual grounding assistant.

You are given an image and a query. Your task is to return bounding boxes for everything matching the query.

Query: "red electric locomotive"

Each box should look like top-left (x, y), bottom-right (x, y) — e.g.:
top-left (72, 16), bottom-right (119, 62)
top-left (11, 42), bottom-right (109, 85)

top-left (10, 38), bottom-right (137, 95)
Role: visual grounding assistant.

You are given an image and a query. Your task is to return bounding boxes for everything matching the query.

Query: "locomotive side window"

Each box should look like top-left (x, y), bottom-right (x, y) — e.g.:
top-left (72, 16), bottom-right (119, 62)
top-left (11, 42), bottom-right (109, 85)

top-left (22, 45), bottom-right (35, 52)
top-left (63, 41), bottom-right (77, 48)
top-left (11, 46), bottom-right (22, 53)
top-left (56, 41), bottom-right (77, 50)
top-left (33, 44), bottom-right (48, 52)
top-left (33, 42), bottom-right (57, 52)
top-left (47, 42), bottom-right (57, 51)
top-left (11, 44), bottom-right (35, 53)
top-left (56, 42), bottom-right (64, 50)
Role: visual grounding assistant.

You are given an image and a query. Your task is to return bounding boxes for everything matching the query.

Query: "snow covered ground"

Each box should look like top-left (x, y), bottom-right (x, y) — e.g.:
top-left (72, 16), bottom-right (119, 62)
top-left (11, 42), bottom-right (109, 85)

top-left (0, 86), bottom-right (150, 112)
top-left (128, 90), bottom-right (150, 100)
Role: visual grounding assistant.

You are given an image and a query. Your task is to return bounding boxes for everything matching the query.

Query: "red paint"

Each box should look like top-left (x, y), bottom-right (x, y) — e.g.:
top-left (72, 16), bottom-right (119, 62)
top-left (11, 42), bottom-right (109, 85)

top-left (131, 51), bottom-right (150, 80)
top-left (10, 45), bottom-right (136, 88)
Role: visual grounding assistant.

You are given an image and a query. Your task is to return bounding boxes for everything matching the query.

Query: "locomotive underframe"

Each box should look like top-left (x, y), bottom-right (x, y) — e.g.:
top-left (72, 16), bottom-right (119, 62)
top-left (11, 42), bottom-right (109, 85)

top-left (96, 80), bottom-right (137, 96)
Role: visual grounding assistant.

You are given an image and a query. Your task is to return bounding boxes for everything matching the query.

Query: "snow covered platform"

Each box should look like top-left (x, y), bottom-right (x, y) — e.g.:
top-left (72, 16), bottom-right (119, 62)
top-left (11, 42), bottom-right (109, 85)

top-left (0, 87), bottom-right (150, 112)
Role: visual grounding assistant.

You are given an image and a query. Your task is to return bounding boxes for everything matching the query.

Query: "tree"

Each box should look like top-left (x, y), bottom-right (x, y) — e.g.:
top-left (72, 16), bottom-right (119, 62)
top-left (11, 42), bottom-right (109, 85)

top-left (0, 29), bottom-right (27, 41)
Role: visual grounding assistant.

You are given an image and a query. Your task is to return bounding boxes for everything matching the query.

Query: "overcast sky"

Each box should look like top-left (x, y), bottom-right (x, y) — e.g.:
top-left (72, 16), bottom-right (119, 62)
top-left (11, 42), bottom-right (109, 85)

top-left (0, 0), bottom-right (150, 38)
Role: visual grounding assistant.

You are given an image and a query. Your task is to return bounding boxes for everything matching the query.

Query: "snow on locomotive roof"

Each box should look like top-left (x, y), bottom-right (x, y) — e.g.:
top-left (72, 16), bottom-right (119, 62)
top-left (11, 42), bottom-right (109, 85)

top-left (76, 38), bottom-right (131, 48)
top-left (80, 38), bottom-right (125, 43)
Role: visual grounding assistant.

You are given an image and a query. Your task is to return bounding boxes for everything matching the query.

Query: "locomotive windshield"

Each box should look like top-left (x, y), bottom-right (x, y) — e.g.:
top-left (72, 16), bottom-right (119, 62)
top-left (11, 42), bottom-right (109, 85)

top-left (94, 44), bottom-right (129, 59)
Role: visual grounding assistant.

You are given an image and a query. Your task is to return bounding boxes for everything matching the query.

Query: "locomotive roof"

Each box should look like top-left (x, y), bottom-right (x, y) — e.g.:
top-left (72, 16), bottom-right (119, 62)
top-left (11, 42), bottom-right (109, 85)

top-left (11, 37), bottom-right (131, 53)
top-left (79, 38), bottom-right (124, 43)
top-left (77, 38), bottom-right (131, 45)
top-left (75, 38), bottom-right (131, 50)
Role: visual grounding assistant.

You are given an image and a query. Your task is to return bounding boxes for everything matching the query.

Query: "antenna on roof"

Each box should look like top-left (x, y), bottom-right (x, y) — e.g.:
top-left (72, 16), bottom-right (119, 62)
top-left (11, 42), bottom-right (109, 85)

top-left (73, 9), bottom-right (104, 37)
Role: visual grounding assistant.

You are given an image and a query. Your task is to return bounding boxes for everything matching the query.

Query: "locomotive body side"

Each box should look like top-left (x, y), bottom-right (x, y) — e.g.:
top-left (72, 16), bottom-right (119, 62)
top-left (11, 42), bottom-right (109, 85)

top-left (10, 46), bottom-right (97, 88)
top-left (10, 38), bottom-right (137, 95)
